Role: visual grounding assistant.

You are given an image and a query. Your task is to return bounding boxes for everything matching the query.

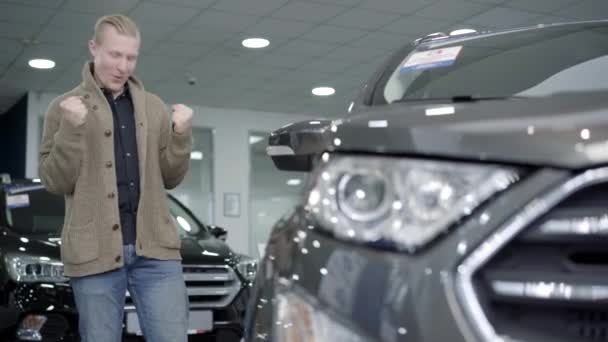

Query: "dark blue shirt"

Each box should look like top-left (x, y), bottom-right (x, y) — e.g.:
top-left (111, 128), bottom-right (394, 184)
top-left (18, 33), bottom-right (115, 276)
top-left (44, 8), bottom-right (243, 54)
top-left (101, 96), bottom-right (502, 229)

top-left (102, 86), bottom-right (140, 245)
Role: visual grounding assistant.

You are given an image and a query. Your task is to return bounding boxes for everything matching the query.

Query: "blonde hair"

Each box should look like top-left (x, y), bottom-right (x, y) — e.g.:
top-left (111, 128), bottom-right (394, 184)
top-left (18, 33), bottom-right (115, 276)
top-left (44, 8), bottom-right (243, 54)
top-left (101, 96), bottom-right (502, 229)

top-left (93, 14), bottom-right (140, 43)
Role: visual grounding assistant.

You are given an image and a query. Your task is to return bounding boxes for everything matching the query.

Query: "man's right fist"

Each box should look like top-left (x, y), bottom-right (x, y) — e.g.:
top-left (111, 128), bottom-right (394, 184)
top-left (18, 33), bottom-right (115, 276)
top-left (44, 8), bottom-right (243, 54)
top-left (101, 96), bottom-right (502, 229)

top-left (60, 96), bottom-right (88, 127)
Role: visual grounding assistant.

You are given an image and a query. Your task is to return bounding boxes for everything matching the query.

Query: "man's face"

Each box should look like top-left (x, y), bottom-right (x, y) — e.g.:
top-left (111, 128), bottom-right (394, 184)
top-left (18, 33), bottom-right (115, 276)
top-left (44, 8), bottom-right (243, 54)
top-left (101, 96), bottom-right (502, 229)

top-left (88, 25), bottom-right (140, 95)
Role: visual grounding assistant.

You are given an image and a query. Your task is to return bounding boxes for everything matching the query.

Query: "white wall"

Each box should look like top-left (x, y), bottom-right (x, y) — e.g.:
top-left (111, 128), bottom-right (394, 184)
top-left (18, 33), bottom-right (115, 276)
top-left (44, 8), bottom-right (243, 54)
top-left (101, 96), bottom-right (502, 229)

top-left (26, 90), bottom-right (316, 256)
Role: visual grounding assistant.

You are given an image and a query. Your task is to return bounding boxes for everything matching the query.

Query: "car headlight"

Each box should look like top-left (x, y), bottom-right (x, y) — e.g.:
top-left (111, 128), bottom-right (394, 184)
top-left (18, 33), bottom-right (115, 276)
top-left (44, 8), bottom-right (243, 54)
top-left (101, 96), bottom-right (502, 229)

top-left (4, 253), bottom-right (68, 283)
top-left (307, 155), bottom-right (519, 251)
top-left (236, 255), bottom-right (258, 282)
top-left (274, 288), bottom-right (371, 342)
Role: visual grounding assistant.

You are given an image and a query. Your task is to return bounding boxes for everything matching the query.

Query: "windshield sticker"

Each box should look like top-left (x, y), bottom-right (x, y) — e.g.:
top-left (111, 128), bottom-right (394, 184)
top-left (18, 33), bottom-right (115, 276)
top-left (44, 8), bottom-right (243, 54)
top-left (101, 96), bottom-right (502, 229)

top-left (6, 194), bottom-right (30, 209)
top-left (400, 46), bottom-right (463, 73)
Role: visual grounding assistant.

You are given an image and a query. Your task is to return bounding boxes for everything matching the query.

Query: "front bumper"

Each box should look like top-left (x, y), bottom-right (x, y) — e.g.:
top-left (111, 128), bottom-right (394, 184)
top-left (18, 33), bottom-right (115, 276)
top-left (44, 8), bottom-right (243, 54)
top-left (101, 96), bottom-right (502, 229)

top-left (0, 281), bottom-right (79, 341)
top-left (0, 278), bottom-right (251, 341)
top-left (244, 168), bottom-right (572, 341)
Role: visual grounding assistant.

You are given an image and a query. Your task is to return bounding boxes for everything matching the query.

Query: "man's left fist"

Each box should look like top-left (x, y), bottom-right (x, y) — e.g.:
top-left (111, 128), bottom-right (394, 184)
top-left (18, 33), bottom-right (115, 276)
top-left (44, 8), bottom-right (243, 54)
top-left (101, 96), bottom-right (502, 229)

top-left (171, 104), bottom-right (193, 134)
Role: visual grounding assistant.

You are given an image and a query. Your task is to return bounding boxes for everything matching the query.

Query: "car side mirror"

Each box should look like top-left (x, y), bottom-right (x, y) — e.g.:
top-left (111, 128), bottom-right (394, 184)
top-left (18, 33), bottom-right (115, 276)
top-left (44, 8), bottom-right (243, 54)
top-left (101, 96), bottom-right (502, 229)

top-left (266, 119), bottom-right (333, 172)
top-left (210, 226), bottom-right (228, 241)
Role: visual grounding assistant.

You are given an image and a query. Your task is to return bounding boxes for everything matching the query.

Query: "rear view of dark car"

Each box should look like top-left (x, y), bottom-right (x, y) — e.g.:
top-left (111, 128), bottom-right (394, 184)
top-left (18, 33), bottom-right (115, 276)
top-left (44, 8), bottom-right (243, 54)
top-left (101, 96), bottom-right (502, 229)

top-left (0, 178), bottom-right (255, 341)
top-left (245, 20), bottom-right (608, 342)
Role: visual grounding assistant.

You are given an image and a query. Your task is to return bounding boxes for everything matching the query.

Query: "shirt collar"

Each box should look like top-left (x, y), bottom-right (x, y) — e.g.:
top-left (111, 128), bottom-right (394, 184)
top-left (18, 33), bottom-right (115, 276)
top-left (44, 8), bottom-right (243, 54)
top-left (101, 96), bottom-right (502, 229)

top-left (101, 82), bottom-right (131, 100)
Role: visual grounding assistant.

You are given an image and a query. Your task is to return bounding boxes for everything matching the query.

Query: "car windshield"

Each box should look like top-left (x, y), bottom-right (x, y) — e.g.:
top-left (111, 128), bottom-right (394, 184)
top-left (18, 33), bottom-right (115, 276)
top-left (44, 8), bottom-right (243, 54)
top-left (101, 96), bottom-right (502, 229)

top-left (3, 184), bottom-right (209, 239)
top-left (378, 21), bottom-right (608, 104)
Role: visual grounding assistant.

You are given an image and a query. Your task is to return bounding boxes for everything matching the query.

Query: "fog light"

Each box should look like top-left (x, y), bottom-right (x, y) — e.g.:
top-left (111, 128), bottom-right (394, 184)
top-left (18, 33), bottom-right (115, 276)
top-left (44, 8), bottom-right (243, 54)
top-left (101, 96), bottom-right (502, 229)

top-left (16, 314), bottom-right (47, 341)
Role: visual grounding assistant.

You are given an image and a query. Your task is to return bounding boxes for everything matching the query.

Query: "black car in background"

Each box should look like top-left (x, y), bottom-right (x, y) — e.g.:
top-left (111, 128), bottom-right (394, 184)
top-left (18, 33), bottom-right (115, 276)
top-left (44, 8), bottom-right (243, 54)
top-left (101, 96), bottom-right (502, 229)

top-left (245, 20), bottom-right (608, 342)
top-left (0, 177), bottom-right (255, 342)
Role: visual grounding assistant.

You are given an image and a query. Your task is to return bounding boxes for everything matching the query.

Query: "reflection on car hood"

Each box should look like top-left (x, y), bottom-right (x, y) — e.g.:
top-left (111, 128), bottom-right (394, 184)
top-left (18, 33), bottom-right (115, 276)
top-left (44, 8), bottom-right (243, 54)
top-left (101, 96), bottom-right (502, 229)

top-left (180, 237), bottom-right (237, 265)
top-left (0, 229), bottom-right (62, 259)
top-left (331, 92), bottom-right (608, 169)
top-left (6, 229), bottom-right (237, 265)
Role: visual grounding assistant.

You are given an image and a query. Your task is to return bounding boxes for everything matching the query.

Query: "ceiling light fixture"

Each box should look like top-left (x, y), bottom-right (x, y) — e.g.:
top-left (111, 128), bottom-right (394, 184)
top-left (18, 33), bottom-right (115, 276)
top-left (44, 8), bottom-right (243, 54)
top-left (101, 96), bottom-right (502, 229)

top-left (242, 38), bottom-right (270, 49)
top-left (28, 58), bottom-right (55, 69)
top-left (190, 151), bottom-right (203, 160)
top-left (287, 179), bottom-right (302, 186)
top-left (312, 87), bottom-right (335, 96)
top-left (249, 136), bottom-right (264, 144)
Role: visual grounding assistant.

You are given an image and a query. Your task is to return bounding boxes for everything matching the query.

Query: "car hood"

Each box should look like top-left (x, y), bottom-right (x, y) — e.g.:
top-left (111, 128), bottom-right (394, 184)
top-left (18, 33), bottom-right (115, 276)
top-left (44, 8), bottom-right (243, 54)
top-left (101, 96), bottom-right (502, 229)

top-left (0, 229), bottom-right (62, 260)
top-left (179, 236), bottom-right (238, 265)
top-left (4, 230), bottom-right (238, 266)
top-left (331, 92), bottom-right (608, 169)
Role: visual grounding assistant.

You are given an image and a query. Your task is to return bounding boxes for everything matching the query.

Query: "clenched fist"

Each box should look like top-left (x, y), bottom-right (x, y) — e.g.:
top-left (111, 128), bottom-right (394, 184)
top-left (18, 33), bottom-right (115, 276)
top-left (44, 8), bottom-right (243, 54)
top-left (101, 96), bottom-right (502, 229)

top-left (60, 96), bottom-right (88, 127)
top-left (171, 104), bottom-right (193, 134)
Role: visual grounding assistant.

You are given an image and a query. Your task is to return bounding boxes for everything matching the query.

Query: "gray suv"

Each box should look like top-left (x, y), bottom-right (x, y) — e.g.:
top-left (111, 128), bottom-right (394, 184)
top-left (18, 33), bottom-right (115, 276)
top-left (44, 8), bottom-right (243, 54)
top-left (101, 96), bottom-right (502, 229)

top-left (244, 20), bottom-right (608, 342)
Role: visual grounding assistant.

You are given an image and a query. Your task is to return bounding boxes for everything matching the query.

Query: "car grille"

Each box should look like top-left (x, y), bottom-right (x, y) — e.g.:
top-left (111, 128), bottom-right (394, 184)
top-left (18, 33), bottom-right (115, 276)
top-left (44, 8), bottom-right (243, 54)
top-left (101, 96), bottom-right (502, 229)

top-left (125, 265), bottom-right (241, 310)
top-left (468, 174), bottom-right (608, 342)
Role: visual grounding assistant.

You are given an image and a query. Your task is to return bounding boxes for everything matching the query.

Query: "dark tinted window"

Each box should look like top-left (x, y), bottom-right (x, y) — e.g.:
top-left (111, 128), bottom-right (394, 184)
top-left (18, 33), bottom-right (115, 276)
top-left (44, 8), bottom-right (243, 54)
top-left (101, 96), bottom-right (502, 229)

top-left (379, 22), bottom-right (608, 104)
top-left (4, 185), bottom-right (64, 235)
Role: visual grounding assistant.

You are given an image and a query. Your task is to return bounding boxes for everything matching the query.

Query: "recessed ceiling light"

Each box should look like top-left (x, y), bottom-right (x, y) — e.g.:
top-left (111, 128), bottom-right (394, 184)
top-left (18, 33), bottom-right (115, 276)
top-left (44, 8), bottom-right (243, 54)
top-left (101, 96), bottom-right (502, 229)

top-left (312, 87), bottom-right (335, 96)
top-left (242, 38), bottom-right (270, 49)
top-left (28, 58), bottom-right (55, 69)
top-left (287, 179), bottom-right (302, 186)
top-left (190, 151), bottom-right (203, 160)
top-left (249, 135), bottom-right (264, 144)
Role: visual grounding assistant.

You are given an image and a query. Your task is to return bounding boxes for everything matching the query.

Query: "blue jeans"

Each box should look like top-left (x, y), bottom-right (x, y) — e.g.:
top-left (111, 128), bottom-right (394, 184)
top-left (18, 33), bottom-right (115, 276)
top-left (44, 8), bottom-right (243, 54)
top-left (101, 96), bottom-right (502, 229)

top-left (70, 245), bottom-right (189, 342)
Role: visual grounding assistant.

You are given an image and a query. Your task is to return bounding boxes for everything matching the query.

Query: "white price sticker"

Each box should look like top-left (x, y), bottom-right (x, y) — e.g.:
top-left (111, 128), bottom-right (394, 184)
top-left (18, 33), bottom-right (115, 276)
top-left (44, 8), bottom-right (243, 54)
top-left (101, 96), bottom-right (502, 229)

top-left (401, 46), bottom-right (463, 73)
top-left (6, 194), bottom-right (30, 209)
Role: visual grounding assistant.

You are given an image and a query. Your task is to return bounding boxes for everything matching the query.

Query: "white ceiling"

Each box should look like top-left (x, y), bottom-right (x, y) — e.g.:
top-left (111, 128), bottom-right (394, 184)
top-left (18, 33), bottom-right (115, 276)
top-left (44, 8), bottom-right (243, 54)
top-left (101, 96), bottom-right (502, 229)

top-left (0, 0), bottom-right (602, 117)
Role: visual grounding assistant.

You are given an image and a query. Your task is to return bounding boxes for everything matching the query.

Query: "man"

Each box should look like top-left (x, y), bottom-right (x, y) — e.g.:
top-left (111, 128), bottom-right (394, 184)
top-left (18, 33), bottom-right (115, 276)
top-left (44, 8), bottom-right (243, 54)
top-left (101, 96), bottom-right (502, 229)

top-left (38, 14), bottom-right (193, 342)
